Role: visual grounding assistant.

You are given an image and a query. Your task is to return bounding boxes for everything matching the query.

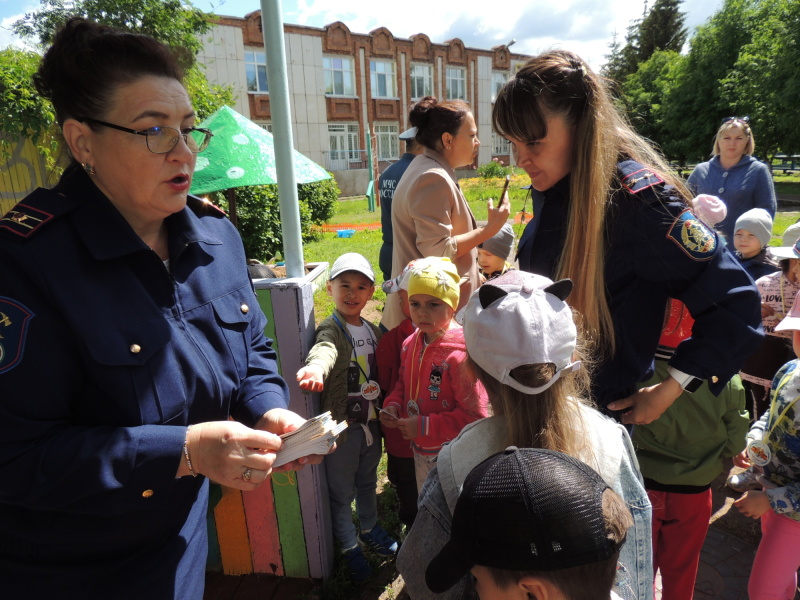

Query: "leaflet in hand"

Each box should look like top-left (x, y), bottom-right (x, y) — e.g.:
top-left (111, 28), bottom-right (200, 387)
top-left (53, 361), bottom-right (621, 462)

top-left (273, 411), bottom-right (347, 468)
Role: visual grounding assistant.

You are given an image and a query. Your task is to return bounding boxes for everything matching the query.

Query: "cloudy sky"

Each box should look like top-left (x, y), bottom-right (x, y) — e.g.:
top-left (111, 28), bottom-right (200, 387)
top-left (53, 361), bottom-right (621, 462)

top-left (1, 0), bottom-right (724, 69)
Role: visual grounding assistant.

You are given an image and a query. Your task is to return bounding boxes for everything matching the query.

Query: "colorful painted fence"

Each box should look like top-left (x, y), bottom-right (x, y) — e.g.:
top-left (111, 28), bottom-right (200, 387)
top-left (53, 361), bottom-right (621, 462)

top-left (206, 263), bottom-right (336, 580)
top-left (0, 137), bottom-right (59, 216)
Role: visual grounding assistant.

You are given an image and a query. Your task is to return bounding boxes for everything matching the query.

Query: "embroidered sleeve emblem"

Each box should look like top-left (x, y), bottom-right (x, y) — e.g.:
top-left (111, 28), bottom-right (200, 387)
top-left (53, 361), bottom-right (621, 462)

top-left (667, 210), bottom-right (717, 260)
top-left (0, 297), bottom-right (35, 374)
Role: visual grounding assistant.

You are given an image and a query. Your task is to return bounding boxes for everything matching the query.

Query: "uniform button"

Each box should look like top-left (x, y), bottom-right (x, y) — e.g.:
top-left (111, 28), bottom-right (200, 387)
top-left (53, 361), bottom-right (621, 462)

top-left (240, 304), bottom-right (250, 314)
top-left (712, 375), bottom-right (719, 383)
top-left (718, 188), bottom-right (725, 194)
top-left (142, 489), bottom-right (154, 498)
top-left (722, 172), bottom-right (729, 177)
top-left (130, 344), bottom-right (142, 354)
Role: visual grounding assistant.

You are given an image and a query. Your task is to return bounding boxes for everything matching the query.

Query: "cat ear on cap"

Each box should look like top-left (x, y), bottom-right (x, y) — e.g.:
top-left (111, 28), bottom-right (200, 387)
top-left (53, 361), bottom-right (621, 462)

top-left (543, 279), bottom-right (573, 302)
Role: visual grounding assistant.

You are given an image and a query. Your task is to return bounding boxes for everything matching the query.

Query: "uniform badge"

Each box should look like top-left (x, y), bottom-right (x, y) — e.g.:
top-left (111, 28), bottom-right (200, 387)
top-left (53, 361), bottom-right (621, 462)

top-left (667, 210), bottom-right (717, 260)
top-left (0, 297), bottom-right (35, 374)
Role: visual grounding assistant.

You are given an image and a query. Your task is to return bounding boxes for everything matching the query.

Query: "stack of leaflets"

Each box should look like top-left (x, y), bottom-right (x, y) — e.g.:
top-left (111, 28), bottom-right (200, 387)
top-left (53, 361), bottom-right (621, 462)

top-left (273, 411), bottom-right (347, 468)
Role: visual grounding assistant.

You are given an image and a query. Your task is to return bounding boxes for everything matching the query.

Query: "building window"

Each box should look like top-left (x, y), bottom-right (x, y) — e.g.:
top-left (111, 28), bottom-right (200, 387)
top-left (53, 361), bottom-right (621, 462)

top-left (328, 123), bottom-right (361, 169)
top-left (410, 63), bottom-right (433, 100)
top-left (492, 71), bottom-right (507, 102)
top-left (492, 133), bottom-right (510, 155)
top-left (245, 49), bottom-right (268, 93)
top-left (446, 67), bottom-right (466, 100)
top-left (323, 56), bottom-right (355, 96)
top-left (374, 124), bottom-right (399, 160)
top-left (257, 123), bottom-right (273, 133)
top-left (370, 59), bottom-right (397, 98)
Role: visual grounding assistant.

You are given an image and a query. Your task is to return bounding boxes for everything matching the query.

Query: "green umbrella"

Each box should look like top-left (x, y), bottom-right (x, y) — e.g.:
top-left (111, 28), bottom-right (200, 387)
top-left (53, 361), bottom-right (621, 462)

top-left (190, 105), bottom-right (330, 196)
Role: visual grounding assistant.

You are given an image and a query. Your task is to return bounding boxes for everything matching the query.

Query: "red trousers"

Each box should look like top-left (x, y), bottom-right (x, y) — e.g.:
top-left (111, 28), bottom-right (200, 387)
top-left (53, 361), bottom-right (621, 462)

top-left (649, 488), bottom-right (713, 600)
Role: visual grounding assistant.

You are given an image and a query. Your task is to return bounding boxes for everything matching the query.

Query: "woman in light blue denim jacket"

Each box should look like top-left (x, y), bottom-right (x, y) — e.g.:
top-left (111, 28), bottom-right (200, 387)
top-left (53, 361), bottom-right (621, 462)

top-left (396, 271), bottom-right (653, 600)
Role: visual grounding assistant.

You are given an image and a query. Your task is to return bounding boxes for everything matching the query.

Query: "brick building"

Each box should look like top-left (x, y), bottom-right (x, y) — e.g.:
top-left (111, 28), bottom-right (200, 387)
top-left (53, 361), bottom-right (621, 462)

top-left (197, 11), bottom-right (530, 194)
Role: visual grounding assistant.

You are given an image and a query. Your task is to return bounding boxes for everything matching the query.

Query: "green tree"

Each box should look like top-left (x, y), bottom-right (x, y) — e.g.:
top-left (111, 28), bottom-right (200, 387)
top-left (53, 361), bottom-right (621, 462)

top-left (2, 0), bottom-right (233, 168)
top-left (13, 0), bottom-right (209, 68)
top-left (621, 50), bottom-right (685, 158)
top-left (720, 0), bottom-right (800, 163)
top-left (659, 0), bottom-right (757, 163)
top-left (604, 0), bottom-right (687, 86)
top-left (638, 0), bottom-right (687, 62)
top-left (0, 48), bottom-right (58, 165)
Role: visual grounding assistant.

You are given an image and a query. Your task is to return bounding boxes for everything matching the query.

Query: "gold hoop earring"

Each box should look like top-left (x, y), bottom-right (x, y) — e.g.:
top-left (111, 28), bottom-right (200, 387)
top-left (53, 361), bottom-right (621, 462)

top-left (82, 162), bottom-right (96, 176)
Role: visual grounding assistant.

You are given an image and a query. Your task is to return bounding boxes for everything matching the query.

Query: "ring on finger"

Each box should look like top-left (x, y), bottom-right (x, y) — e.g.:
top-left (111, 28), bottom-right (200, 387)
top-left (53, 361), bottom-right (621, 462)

top-left (242, 467), bottom-right (252, 482)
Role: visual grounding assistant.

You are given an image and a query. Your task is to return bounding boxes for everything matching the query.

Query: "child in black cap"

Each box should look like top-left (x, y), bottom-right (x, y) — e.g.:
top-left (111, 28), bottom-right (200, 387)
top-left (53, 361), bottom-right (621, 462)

top-left (426, 447), bottom-right (632, 600)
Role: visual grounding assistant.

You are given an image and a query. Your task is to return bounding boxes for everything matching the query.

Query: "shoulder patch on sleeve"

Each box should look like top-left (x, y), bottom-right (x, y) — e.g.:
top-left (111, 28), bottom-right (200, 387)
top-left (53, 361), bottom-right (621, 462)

top-left (187, 195), bottom-right (227, 217)
top-left (0, 188), bottom-right (74, 240)
top-left (0, 203), bottom-right (56, 239)
top-left (620, 168), bottom-right (665, 194)
top-left (0, 297), bottom-right (35, 374)
top-left (667, 209), bottom-right (717, 261)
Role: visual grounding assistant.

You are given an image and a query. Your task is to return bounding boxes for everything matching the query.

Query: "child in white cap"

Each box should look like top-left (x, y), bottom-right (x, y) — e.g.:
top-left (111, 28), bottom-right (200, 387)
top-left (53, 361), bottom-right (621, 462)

top-left (295, 252), bottom-right (397, 581)
top-left (380, 257), bottom-right (489, 489)
top-left (395, 270), bottom-right (652, 600)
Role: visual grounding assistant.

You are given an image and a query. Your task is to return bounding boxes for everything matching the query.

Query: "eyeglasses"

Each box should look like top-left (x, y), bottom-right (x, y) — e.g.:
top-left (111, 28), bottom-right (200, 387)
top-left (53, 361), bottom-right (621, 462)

top-left (721, 116), bottom-right (750, 125)
top-left (83, 118), bottom-right (213, 153)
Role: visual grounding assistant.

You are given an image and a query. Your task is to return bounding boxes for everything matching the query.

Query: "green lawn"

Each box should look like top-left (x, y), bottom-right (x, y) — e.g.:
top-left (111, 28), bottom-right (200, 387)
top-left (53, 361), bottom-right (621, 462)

top-left (305, 175), bottom-right (800, 321)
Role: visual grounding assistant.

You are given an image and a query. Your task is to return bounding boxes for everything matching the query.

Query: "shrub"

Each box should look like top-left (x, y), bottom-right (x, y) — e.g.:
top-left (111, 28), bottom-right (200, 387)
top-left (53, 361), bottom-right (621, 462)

top-left (210, 176), bottom-right (339, 261)
top-left (476, 157), bottom-right (512, 179)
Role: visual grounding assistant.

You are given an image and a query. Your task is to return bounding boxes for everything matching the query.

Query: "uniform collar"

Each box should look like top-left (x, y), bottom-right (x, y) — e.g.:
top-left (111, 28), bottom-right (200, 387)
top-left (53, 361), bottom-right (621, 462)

top-left (56, 164), bottom-right (221, 261)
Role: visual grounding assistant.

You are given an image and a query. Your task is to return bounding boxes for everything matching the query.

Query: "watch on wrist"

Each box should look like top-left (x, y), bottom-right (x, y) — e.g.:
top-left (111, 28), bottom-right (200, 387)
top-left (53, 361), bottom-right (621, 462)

top-left (667, 366), bottom-right (703, 393)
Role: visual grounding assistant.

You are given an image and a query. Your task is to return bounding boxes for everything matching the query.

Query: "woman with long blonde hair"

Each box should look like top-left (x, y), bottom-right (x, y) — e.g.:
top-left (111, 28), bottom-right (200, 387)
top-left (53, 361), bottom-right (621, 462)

top-left (492, 50), bottom-right (762, 425)
top-left (688, 117), bottom-right (776, 242)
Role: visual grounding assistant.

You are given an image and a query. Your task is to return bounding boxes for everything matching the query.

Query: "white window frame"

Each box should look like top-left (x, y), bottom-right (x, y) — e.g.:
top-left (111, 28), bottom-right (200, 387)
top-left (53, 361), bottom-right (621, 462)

top-left (410, 63), bottom-right (433, 100)
top-left (446, 66), bottom-right (466, 100)
top-left (492, 71), bottom-right (507, 102)
top-left (244, 49), bottom-right (268, 94)
top-left (370, 59), bottom-right (397, 98)
top-left (374, 124), bottom-right (399, 161)
top-left (323, 56), bottom-right (355, 97)
top-left (492, 133), bottom-right (510, 155)
top-left (328, 123), bottom-right (361, 169)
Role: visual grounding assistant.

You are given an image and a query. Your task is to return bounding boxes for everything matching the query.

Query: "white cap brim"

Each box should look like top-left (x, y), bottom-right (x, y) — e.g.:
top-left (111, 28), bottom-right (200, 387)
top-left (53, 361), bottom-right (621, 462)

top-left (776, 315), bottom-right (800, 332)
top-left (399, 127), bottom-right (417, 140)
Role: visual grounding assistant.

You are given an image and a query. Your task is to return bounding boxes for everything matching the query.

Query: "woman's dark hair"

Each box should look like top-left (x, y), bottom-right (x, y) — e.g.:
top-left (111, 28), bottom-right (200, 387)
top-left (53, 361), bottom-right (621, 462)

top-left (409, 96), bottom-right (470, 152)
top-left (34, 17), bottom-right (184, 126)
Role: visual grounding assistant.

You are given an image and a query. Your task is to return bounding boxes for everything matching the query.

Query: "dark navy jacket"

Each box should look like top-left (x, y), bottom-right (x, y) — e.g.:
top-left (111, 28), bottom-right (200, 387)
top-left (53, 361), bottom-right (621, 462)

top-left (379, 152), bottom-right (416, 280)
top-left (0, 165), bottom-right (289, 598)
top-left (517, 160), bottom-right (763, 408)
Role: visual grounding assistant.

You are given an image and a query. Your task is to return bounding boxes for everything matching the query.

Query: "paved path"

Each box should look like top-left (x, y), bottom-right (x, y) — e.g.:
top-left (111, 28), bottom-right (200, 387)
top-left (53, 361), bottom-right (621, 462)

top-left (655, 527), bottom-right (756, 600)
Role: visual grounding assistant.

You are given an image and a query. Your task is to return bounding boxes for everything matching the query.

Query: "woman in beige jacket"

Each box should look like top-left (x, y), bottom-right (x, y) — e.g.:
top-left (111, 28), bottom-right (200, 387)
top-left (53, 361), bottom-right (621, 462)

top-left (381, 96), bottom-right (510, 330)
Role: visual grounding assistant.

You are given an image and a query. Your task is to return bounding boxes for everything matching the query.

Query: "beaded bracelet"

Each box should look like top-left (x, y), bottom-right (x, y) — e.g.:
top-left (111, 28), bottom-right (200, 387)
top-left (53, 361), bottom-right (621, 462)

top-left (183, 433), bottom-right (197, 477)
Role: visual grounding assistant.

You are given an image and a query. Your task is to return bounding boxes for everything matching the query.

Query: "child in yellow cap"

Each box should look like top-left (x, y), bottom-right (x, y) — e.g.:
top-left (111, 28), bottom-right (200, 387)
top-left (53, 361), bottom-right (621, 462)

top-left (380, 257), bottom-right (489, 489)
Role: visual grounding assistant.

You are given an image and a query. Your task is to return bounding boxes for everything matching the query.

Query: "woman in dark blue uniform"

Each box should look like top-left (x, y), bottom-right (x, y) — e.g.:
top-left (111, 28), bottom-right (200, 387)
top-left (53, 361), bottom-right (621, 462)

top-left (0, 18), bottom-right (320, 599)
top-left (492, 50), bottom-right (763, 425)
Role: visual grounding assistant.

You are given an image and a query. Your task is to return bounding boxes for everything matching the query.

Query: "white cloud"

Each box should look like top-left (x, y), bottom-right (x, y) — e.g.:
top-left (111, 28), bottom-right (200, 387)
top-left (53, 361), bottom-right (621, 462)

top-left (284, 0), bottom-right (723, 70)
top-left (0, 4), bottom-right (38, 51)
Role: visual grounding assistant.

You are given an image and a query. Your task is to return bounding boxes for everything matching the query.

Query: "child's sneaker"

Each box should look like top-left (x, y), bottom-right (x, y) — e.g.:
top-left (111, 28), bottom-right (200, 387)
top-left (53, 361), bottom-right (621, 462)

top-left (358, 524), bottom-right (398, 557)
top-left (726, 468), bottom-right (762, 493)
top-left (342, 545), bottom-right (371, 582)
